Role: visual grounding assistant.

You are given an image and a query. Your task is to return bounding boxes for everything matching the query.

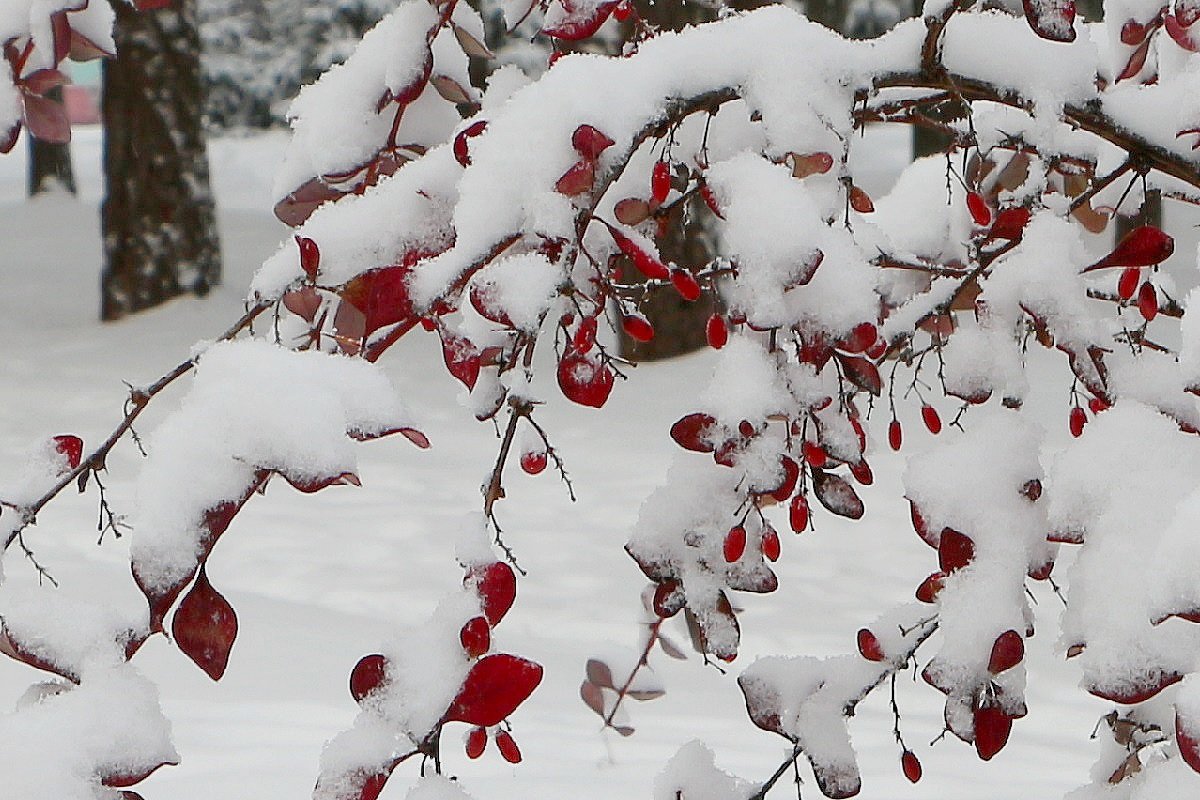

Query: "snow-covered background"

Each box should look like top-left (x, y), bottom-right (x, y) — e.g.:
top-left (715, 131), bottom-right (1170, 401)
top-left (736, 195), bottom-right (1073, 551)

top-left (1, 125), bottom-right (1194, 798)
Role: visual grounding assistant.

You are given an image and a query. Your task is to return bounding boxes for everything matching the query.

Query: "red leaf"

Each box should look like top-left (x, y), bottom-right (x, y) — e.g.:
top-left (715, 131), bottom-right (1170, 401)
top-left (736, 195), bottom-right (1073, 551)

top-left (916, 571), bottom-right (946, 603)
top-left (280, 470), bottom-right (360, 494)
top-left (282, 287), bottom-right (321, 322)
top-left (1116, 37), bottom-right (1152, 82)
top-left (857, 628), bottom-right (885, 661)
top-left (100, 759), bottom-right (177, 788)
top-left (350, 653), bottom-right (387, 703)
top-left (0, 121), bottom-right (21, 154)
top-left (342, 264), bottom-right (416, 337)
top-left (50, 12), bottom-right (71, 64)
top-left (849, 185), bottom-right (874, 213)
top-left (22, 69), bottom-right (67, 97)
top-left (439, 331), bottom-right (482, 390)
top-left (670, 413), bottom-right (717, 452)
top-left (988, 630), bottom-right (1024, 674)
top-left (770, 456), bottom-right (800, 501)
top-left (615, 197), bottom-right (652, 225)
top-left (467, 562), bottom-right (517, 626)
top-left (812, 470), bottom-right (864, 519)
top-left (445, 654), bottom-right (544, 726)
top-left (571, 124), bottom-right (615, 159)
top-left (1083, 225), bottom-right (1174, 271)
top-left (453, 120), bottom-right (488, 167)
top-left (274, 177), bottom-right (342, 227)
top-left (1166, 12), bottom-right (1200, 51)
top-left (1177, 710), bottom-right (1200, 773)
top-left (542, 0), bottom-right (620, 40)
top-left (974, 704), bottom-right (1013, 760)
top-left (296, 236), bottom-right (320, 278)
top-left (172, 567), bottom-right (238, 681)
top-left (1021, 0), bottom-right (1077, 42)
top-left (1087, 669), bottom-right (1183, 703)
top-left (22, 92), bottom-right (70, 144)
top-left (938, 528), bottom-right (975, 572)
top-left (837, 353), bottom-right (882, 396)
top-left (52, 434), bottom-right (83, 471)
top-left (557, 348), bottom-right (614, 408)
top-left (555, 159), bottom-right (595, 196)
top-left (134, 0), bottom-right (174, 9)
top-left (989, 207), bottom-right (1032, 240)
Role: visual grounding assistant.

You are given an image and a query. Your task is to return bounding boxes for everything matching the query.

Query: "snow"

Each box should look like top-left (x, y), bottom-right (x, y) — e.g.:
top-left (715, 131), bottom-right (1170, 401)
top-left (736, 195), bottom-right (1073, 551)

top-left (7, 2), bottom-right (1200, 793)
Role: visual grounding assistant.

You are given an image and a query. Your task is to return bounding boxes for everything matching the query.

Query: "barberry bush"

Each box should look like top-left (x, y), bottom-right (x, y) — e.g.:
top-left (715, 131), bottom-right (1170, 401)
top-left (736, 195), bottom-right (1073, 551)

top-left (6, 0), bottom-right (1200, 798)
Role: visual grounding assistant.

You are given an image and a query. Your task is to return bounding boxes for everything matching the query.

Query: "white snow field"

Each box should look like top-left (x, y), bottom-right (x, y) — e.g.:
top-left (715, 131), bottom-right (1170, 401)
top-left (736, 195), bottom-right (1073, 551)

top-left (0, 125), bottom-right (1193, 799)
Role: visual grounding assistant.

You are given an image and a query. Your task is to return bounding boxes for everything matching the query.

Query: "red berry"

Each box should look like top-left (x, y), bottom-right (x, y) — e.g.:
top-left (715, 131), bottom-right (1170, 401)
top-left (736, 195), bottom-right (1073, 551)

top-left (651, 161), bottom-right (671, 204)
top-left (495, 730), bottom-right (522, 763)
top-left (849, 459), bottom-right (874, 486)
top-left (901, 750), bottom-right (922, 783)
top-left (888, 419), bottom-right (902, 451)
top-left (520, 450), bottom-right (548, 475)
top-left (856, 628), bottom-right (885, 661)
top-left (1138, 281), bottom-right (1158, 321)
top-left (466, 726), bottom-right (487, 759)
top-left (802, 441), bottom-right (827, 468)
top-left (1069, 406), bottom-right (1086, 438)
top-left (1117, 266), bottom-right (1140, 300)
top-left (670, 268), bottom-right (702, 301)
top-left (789, 494), bottom-right (810, 533)
top-left (613, 0), bottom-right (634, 21)
top-left (988, 629), bottom-right (1024, 674)
top-left (990, 206), bottom-right (1031, 240)
top-left (296, 236), bottom-right (320, 279)
top-left (622, 313), bottom-right (655, 342)
top-left (723, 526), bottom-right (747, 562)
top-left (761, 526), bottom-right (781, 562)
top-left (921, 405), bottom-right (942, 435)
top-left (460, 616), bottom-right (491, 658)
top-left (706, 314), bottom-right (728, 349)
top-left (967, 191), bottom-right (992, 227)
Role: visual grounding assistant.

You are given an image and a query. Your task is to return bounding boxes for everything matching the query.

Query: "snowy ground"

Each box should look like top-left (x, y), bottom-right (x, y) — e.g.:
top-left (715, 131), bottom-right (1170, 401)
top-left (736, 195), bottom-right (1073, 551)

top-left (0, 126), bottom-right (1192, 799)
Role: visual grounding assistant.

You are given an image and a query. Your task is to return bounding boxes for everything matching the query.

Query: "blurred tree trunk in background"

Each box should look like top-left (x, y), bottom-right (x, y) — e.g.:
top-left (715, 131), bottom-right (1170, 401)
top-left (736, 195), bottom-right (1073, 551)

top-left (101, 0), bottom-right (221, 321)
top-left (27, 87), bottom-right (76, 196)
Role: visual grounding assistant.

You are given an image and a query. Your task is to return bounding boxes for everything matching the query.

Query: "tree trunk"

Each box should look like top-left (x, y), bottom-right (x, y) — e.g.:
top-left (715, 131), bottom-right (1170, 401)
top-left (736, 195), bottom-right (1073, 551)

top-left (101, 0), bottom-right (221, 321)
top-left (27, 87), bottom-right (76, 196)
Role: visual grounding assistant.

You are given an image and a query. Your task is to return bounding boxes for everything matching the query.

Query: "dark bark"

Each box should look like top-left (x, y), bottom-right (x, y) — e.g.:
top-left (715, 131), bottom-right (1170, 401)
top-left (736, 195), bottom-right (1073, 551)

top-left (101, 0), bottom-right (221, 321)
top-left (27, 87), bottom-right (76, 196)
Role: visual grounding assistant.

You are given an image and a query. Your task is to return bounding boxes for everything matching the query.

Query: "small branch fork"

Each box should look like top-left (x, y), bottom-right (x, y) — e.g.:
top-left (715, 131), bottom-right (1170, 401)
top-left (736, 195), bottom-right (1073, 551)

top-left (0, 300), bottom-right (273, 558)
top-left (601, 618), bottom-right (666, 731)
